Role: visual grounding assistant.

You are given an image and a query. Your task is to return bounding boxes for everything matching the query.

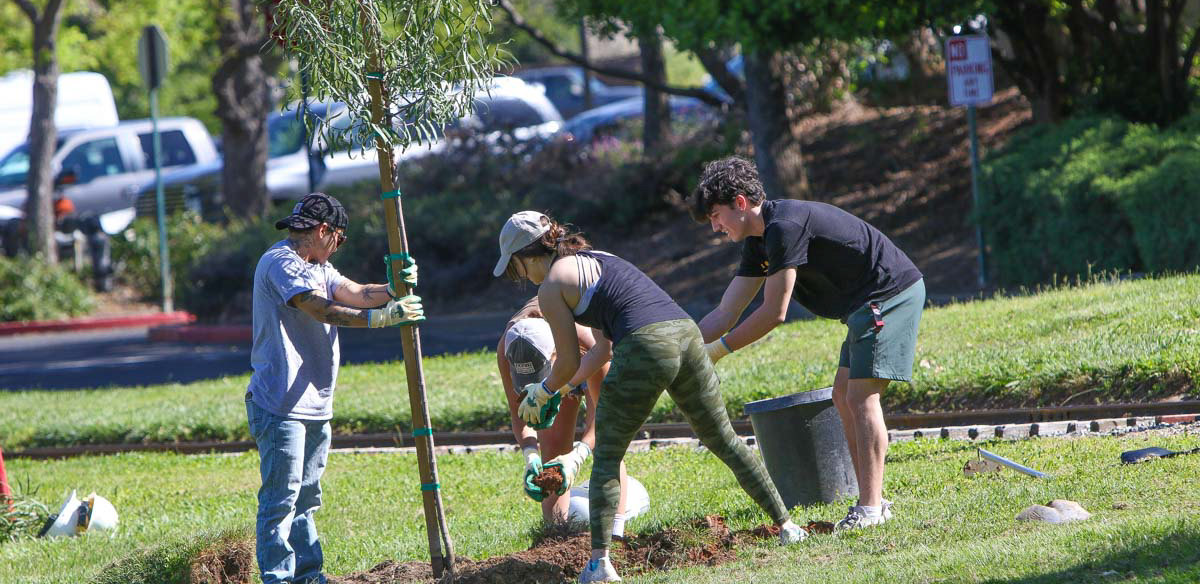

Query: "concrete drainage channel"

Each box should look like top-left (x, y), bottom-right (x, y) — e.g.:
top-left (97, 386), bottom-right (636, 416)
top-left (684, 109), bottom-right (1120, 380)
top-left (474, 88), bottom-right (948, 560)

top-left (8, 401), bottom-right (1200, 460)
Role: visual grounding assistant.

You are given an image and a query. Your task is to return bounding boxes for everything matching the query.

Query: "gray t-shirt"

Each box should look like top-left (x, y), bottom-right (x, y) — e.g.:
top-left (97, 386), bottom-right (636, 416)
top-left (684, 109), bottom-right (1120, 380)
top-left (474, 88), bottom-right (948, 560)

top-left (248, 240), bottom-right (346, 420)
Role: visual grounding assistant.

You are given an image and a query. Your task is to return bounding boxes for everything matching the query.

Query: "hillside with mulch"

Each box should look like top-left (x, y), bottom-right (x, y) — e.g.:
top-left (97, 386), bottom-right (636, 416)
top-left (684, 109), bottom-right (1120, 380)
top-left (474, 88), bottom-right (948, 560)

top-left (605, 86), bottom-right (1031, 315)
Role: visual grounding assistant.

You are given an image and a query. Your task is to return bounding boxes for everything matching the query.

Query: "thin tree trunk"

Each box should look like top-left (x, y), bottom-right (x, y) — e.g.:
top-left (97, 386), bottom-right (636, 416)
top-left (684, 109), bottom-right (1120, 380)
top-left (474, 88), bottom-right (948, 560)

top-left (638, 29), bottom-right (669, 154)
top-left (13, 0), bottom-right (67, 263)
top-left (213, 0), bottom-right (271, 219)
top-left (27, 31), bottom-right (58, 262)
top-left (743, 49), bottom-right (808, 199)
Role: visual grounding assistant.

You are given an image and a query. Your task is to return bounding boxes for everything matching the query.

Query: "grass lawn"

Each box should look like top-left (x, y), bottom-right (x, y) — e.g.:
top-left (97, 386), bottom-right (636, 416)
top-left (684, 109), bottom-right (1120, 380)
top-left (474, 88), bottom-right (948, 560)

top-left (1, 274), bottom-right (1198, 451)
top-left (2, 427), bottom-right (1199, 583)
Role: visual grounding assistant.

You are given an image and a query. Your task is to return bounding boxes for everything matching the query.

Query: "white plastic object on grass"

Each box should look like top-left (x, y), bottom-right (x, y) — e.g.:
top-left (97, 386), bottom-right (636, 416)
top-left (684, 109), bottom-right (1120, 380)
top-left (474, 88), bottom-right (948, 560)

top-left (566, 476), bottom-right (650, 526)
top-left (977, 448), bottom-right (1047, 478)
top-left (42, 490), bottom-right (119, 537)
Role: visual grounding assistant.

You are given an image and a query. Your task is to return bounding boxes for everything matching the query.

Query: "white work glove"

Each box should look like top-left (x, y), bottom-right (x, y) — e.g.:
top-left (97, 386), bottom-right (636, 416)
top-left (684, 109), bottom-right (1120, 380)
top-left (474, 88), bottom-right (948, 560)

top-left (545, 441), bottom-right (591, 496)
top-left (386, 256), bottom-right (418, 297)
top-left (522, 445), bottom-right (545, 501)
top-left (517, 381), bottom-right (563, 429)
top-left (704, 336), bottom-right (733, 364)
top-left (367, 294), bottom-right (424, 328)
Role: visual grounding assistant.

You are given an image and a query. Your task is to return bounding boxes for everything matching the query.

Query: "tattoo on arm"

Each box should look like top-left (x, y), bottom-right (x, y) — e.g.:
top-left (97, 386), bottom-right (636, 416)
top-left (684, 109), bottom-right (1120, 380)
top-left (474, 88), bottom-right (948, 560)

top-left (293, 291), bottom-right (369, 327)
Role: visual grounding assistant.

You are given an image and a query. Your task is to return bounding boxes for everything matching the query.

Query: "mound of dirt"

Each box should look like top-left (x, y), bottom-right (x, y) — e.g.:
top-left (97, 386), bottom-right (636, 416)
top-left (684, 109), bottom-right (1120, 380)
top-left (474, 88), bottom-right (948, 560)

top-left (188, 534), bottom-right (255, 584)
top-left (330, 515), bottom-right (819, 584)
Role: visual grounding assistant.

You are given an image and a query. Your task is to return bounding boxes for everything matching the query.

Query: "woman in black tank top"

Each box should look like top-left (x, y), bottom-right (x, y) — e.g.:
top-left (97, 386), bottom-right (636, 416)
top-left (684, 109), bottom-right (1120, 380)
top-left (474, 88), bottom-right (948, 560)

top-left (493, 211), bottom-right (805, 582)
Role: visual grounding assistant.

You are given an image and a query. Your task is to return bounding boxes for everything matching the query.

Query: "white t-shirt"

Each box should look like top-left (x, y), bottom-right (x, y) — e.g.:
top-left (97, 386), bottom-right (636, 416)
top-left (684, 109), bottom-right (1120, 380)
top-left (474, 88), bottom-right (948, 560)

top-left (247, 240), bottom-right (346, 420)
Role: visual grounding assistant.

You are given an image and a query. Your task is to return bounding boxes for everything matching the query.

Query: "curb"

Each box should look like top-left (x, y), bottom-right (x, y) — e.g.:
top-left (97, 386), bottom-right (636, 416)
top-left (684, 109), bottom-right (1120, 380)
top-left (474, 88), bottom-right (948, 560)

top-left (10, 413), bottom-right (1200, 460)
top-left (147, 324), bottom-right (251, 343)
top-left (0, 311), bottom-right (194, 337)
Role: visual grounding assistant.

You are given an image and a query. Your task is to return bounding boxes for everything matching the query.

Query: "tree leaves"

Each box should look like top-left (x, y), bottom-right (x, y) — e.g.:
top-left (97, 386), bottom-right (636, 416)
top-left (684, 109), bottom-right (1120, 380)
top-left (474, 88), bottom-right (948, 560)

top-left (265, 0), bottom-right (508, 152)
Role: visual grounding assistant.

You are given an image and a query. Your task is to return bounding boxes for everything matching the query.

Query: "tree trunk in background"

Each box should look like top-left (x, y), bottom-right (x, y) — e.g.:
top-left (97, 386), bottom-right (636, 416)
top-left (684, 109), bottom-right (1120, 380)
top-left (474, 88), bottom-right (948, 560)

top-left (13, 0), bottom-right (68, 263)
top-left (213, 0), bottom-right (272, 219)
top-left (638, 29), bottom-right (669, 154)
top-left (992, 1), bottom-right (1068, 125)
top-left (743, 49), bottom-right (808, 199)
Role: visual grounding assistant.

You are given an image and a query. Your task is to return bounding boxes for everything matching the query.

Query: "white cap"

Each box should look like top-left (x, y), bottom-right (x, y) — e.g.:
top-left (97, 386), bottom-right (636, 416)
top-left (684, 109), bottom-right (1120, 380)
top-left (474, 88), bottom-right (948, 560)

top-left (493, 211), bottom-right (551, 277)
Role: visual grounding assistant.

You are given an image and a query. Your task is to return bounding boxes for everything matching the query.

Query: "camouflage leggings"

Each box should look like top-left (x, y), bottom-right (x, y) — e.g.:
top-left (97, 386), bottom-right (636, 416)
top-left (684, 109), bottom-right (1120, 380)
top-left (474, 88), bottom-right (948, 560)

top-left (589, 319), bottom-right (790, 549)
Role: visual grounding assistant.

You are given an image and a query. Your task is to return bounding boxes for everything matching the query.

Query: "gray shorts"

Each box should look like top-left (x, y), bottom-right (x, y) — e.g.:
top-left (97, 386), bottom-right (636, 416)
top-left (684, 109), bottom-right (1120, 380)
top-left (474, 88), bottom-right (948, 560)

top-left (838, 279), bottom-right (925, 382)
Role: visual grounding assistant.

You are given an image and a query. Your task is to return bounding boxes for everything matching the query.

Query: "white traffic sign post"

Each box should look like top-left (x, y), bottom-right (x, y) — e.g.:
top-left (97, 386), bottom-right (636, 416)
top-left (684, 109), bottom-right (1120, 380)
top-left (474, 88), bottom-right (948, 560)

top-left (946, 34), bottom-right (993, 289)
top-left (138, 25), bottom-right (172, 312)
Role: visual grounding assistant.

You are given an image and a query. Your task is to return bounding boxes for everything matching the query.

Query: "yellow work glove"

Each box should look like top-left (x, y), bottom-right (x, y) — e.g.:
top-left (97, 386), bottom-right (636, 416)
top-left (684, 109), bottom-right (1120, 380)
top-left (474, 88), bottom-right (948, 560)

top-left (545, 441), bottom-right (591, 496)
top-left (367, 294), bottom-right (424, 328)
top-left (518, 381), bottom-right (563, 429)
top-left (704, 336), bottom-right (733, 364)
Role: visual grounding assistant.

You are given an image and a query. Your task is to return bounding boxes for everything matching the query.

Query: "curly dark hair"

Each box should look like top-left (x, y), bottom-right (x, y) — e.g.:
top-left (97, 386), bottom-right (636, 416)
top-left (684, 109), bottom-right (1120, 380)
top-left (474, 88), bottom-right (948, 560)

top-left (502, 214), bottom-right (592, 281)
top-left (689, 156), bottom-right (766, 222)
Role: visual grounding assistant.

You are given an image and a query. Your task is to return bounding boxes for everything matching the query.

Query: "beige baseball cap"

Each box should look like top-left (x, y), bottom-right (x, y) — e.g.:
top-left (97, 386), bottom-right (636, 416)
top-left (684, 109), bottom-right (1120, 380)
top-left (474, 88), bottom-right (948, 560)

top-left (493, 211), bottom-right (550, 277)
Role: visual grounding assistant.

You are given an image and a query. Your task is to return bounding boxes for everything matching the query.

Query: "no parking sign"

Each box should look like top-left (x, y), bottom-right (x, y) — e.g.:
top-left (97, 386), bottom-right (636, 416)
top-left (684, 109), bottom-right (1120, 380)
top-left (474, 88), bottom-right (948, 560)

top-left (946, 35), bottom-right (993, 106)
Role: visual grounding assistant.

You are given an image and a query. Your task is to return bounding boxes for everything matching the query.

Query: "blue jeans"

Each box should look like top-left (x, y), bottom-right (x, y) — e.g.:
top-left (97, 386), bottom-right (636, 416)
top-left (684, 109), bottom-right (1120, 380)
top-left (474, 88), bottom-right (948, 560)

top-left (247, 398), bottom-right (331, 584)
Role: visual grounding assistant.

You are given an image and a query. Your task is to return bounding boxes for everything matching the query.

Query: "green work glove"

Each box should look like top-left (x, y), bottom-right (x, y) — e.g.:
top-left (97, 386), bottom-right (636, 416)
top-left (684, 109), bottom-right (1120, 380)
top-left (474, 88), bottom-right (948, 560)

top-left (386, 256), bottom-right (418, 297)
top-left (367, 294), bottom-right (424, 328)
top-left (518, 381), bottom-right (563, 430)
top-left (546, 441), bottom-right (591, 496)
top-left (522, 445), bottom-right (545, 502)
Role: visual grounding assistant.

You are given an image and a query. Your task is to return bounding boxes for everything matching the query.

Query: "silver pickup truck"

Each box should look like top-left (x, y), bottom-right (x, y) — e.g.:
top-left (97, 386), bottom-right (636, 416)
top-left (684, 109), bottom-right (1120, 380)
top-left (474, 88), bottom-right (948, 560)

top-left (0, 117), bottom-right (218, 221)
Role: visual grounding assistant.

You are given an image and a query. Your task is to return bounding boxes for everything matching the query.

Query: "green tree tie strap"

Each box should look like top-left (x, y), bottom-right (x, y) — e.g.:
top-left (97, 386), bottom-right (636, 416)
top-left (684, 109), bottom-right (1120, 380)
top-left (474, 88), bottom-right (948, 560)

top-left (381, 190), bottom-right (401, 199)
top-left (365, 71), bottom-right (384, 80)
top-left (421, 483), bottom-right (440, 491)
top-left (413, 427), bottom-right (433, 437)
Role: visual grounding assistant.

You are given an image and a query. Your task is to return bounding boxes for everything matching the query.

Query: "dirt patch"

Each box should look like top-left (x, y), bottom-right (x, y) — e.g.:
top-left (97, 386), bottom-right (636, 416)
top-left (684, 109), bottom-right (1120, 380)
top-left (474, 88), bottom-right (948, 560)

top-left (188, 534), bottom-right (255, 584)
top-left (331, 515), bottom-right (807, 584)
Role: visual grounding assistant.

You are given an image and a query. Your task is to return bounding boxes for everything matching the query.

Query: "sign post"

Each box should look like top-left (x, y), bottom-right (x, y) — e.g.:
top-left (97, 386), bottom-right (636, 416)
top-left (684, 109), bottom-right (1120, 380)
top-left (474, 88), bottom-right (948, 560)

top-left (138, 25), bottom-right (172, 312)
top-left (946, 34), bottom-right (993, 289)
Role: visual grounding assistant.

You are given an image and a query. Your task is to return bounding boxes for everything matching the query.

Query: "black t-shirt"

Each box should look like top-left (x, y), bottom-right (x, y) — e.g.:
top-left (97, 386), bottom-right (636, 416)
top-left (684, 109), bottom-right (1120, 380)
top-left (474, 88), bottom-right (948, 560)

top-left (737, 199), bottom-right (922, 320)
top-left (573, 251), bottom-right (691, 345)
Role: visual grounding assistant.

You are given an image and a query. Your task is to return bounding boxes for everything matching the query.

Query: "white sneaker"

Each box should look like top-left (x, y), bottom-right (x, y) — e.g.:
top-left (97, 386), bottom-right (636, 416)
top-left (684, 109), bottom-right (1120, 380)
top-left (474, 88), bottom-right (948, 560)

top-left (779, 522), bottom-right (809, 545)
top-left (835, 506), bottom-right (886, 531)
top-left (579, 556), bottom-right (622, 583)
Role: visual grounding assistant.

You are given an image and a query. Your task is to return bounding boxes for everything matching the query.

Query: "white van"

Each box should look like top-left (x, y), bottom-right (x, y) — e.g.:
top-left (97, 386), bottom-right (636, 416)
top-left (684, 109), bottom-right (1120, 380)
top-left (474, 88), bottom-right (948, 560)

top-left (0, 70), bottom-right (120, 159)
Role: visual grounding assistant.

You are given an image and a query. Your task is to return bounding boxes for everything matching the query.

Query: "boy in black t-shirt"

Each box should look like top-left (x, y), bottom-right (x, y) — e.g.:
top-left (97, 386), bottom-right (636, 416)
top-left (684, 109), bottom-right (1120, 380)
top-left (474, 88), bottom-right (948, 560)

top-left (690, 156), bottom-right (926, 531)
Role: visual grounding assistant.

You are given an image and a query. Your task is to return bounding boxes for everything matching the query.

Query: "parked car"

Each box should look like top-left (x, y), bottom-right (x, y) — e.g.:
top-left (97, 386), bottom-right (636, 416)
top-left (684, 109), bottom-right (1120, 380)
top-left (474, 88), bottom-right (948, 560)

top-left (0, 117), bottom-right (218, 219)
top-left (558, 95), bottom-right (714, 146)
top-left (0, 70), bottom-right (120, 159)
top-left (514, 66), bottom-right (642, 119)
top-left (134, 76), bottom-right (562, 218)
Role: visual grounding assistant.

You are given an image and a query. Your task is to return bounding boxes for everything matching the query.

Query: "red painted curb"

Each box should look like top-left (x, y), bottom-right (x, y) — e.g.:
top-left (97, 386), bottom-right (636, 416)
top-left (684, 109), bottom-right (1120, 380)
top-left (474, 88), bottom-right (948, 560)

top-left (148, 324), bottom-right (252, 343)
top-left (1158, 414), bottom-right (1199, 424)
top-left (0, 311), bottom-right (194, 336)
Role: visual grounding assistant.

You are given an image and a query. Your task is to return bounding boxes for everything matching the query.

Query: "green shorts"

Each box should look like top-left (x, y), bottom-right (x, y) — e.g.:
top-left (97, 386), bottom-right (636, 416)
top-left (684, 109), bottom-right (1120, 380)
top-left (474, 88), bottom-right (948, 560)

top-left (838, 279), bottom-right (925, 382)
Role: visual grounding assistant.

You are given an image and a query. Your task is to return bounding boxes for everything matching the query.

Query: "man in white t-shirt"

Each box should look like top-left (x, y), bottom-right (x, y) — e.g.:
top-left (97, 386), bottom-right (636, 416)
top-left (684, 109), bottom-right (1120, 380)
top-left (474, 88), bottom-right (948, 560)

top-left (246, 192), bottom-right (424, 584)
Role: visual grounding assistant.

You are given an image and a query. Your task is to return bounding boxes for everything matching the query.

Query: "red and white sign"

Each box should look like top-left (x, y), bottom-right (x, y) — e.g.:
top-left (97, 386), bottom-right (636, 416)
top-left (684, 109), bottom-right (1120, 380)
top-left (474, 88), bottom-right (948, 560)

top-left (946, 35), bottom-right (993, 106)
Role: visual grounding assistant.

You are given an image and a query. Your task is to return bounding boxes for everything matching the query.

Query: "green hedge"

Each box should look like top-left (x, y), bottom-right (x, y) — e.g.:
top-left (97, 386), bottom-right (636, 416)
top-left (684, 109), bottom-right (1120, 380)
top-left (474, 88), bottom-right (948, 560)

top-left (172, 123), bottom-right (734, 320)
top-left (979, 114), bottom-right (1200, 286)
top-left (0, 254), bottom-right (94, 322)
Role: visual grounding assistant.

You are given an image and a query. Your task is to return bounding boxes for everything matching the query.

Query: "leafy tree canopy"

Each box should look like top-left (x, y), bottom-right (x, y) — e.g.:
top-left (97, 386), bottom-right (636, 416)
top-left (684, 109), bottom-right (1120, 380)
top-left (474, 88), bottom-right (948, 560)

top-left (2, 0), bottom-right (224, 132)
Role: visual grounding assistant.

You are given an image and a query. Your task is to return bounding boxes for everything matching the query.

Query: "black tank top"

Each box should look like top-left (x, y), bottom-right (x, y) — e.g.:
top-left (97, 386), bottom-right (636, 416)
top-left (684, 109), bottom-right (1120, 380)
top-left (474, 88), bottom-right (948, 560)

top-left (571, 250), bottom-right (690, 346)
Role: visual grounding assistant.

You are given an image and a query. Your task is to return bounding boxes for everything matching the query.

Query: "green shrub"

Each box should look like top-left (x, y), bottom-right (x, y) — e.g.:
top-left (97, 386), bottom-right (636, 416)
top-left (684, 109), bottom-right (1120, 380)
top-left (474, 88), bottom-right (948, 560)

top-left (168, 122), bottom-right (737, 321)
top-left (322, 122), bottom-right (738, 306)
top-left (111, 212), bottom-right (230, 304)
top-left (979, 114), bottom-right (1200, 286)
top-left (0, 255), bottom-right (94, 322)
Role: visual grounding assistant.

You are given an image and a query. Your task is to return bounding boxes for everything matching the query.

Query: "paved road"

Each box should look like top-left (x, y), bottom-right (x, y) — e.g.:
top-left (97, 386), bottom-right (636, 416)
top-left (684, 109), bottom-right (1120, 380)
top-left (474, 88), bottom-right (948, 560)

top-left (0, 311), bottom-right (512, 391)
